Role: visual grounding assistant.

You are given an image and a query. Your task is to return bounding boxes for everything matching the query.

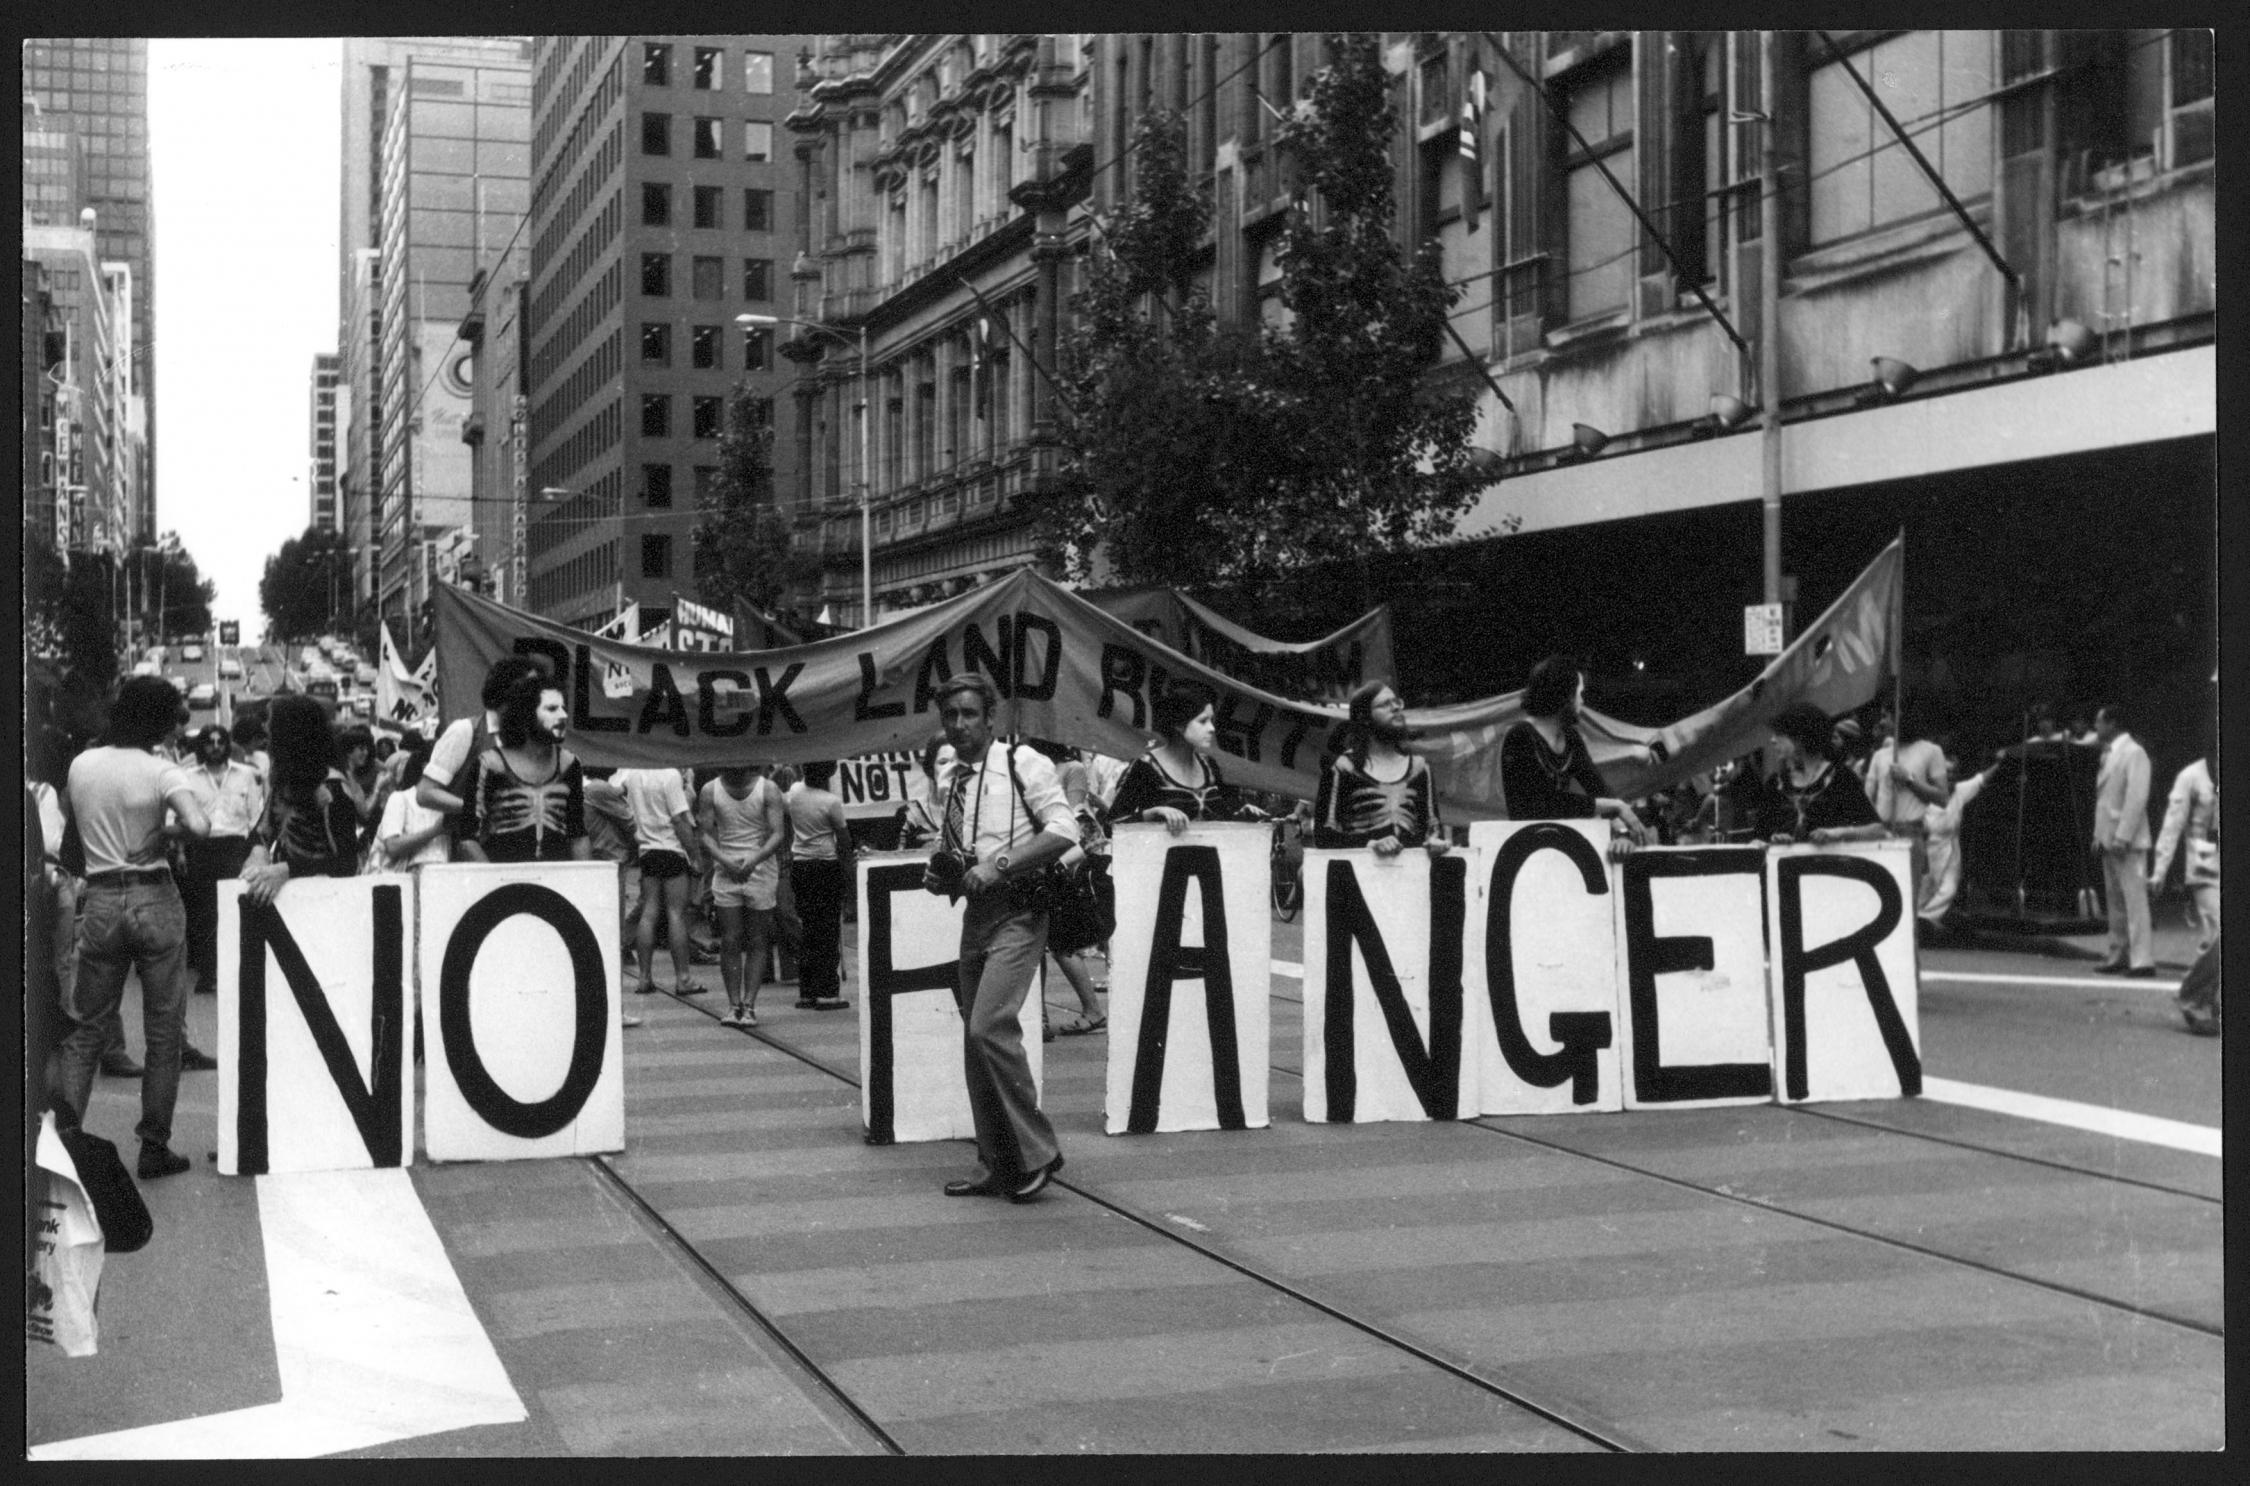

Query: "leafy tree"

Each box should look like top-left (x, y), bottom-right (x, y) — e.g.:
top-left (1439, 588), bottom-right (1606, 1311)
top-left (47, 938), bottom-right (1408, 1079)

top-left (692, 384), bottom-right (817, 622)
top-left (258, 525), bottom-right (355, 643)
top-left (1032, 35), bottom-right (1483, 602)
top-left (124, 532), bottom-right (217, 642)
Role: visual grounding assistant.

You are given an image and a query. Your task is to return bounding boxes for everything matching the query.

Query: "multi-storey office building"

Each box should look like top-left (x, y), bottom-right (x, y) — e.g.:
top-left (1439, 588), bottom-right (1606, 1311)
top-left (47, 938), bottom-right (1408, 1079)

top-left (370, 45), bottom-right (533, 643)
top-left (23, 38), bottom-right (157, 543)
top-left (309, 353), bottom-right (341, 533)
top-left (1068, 32), bottom-right (2212, 765)
top-left (783, 34), bottom-right (1092, 625)
top-left (23, 220), bottom-right (133, 558)
top-left (522, 34), bottom-right (808, 632)
top-left (23, 258), bottom-right (65, 551)
top-left (337, 36), bottom-right (533, 627)
top-left (457, 248), bottom-right (529, 607)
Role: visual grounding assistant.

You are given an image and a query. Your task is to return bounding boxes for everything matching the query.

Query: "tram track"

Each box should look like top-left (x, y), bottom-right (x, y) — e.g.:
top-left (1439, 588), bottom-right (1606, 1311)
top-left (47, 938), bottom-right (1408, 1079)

top-left (591, 969), bottom-right (2216, 1453)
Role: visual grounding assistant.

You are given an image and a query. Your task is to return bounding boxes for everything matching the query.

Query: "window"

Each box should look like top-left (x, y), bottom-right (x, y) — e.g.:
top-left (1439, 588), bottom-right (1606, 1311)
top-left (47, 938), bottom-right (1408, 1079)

top-left (642, 182), bottom-right (671, 226)
top-left (641, 395), bottom-right (670, 437)
top-left (2166, 29), bottom-right (2214, 166)
top-left (640, 322), bottom-right (671, 364)
top-left (1557, 59), bottom-right (1636, 321)
top-left (744, 51), bottom-right (774, 94)
top-left (693, 396), bottom-right (723, 439)
top-left (693, 184), bottom-right (721, 227)
top-left (742, 326), bottom-right (771, 369)
top-left (691, 324), bottom-right (720, 369)
top-left (641, 534), bottom-right (671, 578)
top-left (641, 111), bottom-right (670, 155)
top-left (743, 258), bottom-right (772, 300)
top-left (693, 47), bottom-right (720, 90)
top-left (641, 253), bottom-right (671, 297)
top-left (744, 121), bottom-right (774, 162)
top-left (693, 117), bottom-right (721, 159)
top-left (643, 463), bottom-right (673, 508)
top-left (692, 255), bottom-right (723, 300)
top-left (1806, 30), bottom-right (1992, 248)
top-left (743, 187), bottom-right (772, 232)
top-left (643, 44), bottom-right (670, 86)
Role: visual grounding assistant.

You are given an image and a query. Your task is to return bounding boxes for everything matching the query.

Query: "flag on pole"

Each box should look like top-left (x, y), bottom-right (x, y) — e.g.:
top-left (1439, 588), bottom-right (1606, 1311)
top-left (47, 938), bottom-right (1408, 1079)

top-left (376, 620), bottom-right (438, 727)
top-left (1460, 64), bottom-right (1488, 233)
top-left (591, 602), bottom-right (639, 643)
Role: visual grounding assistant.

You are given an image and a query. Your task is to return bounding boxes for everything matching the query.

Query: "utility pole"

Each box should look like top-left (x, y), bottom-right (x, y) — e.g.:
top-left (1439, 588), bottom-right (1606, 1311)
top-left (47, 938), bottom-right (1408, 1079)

top-left (1758, 30), bottom-right (1785, 629)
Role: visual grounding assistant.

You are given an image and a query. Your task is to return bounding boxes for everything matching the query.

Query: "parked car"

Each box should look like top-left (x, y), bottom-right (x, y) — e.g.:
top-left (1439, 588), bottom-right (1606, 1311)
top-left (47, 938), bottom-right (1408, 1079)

top-left (217, 657), bottom-right (244, 680)
top-left (182, 642), bottom-right (205, 661)
top-left (187, 683), bottom-right (219, 711)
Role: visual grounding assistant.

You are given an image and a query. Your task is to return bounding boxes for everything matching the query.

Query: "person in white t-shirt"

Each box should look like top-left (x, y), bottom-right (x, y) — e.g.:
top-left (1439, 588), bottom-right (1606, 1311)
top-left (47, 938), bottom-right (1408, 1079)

top-left (616, 766), bottom-right (708, 996)
top-left (1920, 739), bottom-right (1997, 930)
top-left (374, 741), bottom-right (453, 871)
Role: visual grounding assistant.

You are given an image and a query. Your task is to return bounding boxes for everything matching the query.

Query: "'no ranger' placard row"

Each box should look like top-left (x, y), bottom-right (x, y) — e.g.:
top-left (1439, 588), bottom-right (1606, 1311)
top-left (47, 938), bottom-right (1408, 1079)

top-left (209, 825), bottom-right (1916, 1176)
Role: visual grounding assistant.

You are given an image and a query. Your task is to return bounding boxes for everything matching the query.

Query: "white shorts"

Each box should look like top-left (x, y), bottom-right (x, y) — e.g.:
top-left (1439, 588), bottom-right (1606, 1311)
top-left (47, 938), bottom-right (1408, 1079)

top-left (711, 860), bottom-right (779, 911)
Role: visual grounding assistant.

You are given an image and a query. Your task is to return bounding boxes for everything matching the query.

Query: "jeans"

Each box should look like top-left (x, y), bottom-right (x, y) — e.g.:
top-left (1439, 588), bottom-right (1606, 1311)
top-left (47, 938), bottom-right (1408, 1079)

top-left (791, 858), bottom-right (847, 1001)
top-left (56, 878), bottom-right (189, 1149)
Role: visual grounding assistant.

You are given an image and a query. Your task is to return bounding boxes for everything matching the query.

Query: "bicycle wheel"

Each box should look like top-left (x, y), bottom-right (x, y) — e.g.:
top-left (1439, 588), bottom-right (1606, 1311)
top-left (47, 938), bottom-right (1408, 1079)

top-left (1272, 864), bottom-right (1302, 922)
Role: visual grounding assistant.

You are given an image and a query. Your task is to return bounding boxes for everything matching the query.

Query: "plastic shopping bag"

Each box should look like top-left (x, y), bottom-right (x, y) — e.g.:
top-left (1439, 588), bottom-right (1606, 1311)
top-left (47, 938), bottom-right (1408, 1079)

top-left (27, 1111), bottom-right (107, 1357)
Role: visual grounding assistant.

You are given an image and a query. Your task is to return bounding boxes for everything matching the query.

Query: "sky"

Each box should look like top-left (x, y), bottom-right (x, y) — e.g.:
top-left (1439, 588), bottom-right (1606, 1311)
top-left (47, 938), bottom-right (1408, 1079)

top-left (147, 38), bottom-right (341, 636)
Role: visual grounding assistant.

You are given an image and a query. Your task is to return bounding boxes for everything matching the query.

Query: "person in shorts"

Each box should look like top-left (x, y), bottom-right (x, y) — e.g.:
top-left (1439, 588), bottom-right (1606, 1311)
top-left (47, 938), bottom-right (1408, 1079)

top-left (699, 766), bottom-right (788, 1026)
top-left (617, 766), bottom-right (707, 996)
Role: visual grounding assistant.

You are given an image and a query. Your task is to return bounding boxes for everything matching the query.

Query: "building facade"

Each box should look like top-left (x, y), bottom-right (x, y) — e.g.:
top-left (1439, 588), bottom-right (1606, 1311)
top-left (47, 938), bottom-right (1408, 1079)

top-left (336, 35), bottom-right (534, 633)
top-left (309, 352), bottom-right (340, 533)
top-left (23, 220), bottom-right (140, 560)
top-left (783, 34), bottom-right (1092, 625)
top-left (457, 246), bottom-right (529, 607)
top-left (522, 34), bottom-right (808, 632)
top-left (23, 38), bottom-right (158, 543)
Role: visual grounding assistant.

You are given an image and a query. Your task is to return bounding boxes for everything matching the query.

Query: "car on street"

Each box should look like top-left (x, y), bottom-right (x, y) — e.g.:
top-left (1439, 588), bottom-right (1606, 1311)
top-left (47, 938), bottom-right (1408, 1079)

top-left (218, 656), bottom-right (244, 680)
top-left (187, 683), bottom-right (219, 711)
top-left (183, 642), bottom-right (205, 661)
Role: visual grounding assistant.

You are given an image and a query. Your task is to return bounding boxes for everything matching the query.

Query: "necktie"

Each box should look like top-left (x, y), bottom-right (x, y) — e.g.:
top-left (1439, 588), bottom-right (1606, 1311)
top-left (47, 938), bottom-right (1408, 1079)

top-left (942, 765), bottom-right (971, 855)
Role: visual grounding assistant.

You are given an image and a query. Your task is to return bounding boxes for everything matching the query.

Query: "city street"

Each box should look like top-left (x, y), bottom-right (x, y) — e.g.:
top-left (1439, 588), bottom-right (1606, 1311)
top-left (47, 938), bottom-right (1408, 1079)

top-left (29, 909), bottom-right (2222, 1456)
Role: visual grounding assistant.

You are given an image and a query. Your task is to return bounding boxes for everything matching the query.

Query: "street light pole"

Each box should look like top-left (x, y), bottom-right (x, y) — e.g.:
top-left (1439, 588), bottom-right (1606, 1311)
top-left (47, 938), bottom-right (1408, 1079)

top-left (739, 312), bottom-right (873, 628)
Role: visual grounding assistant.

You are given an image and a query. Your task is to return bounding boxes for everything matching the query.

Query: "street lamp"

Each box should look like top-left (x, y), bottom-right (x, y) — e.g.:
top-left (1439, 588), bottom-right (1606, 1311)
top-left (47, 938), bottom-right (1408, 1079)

top-left (738, 311), bottom-right (872, 628)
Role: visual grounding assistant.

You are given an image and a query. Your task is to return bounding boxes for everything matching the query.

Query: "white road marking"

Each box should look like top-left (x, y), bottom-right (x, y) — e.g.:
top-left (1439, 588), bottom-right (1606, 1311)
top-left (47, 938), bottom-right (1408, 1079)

top-left (1273, 961), bottom-right (1303, 978)
top-left (1923, 969), bottom-right (2182, 993)
top-left (1915, 1077), bottom-right (2218, 1158)
top-left (30, 1167), bottom-right (524, 1460)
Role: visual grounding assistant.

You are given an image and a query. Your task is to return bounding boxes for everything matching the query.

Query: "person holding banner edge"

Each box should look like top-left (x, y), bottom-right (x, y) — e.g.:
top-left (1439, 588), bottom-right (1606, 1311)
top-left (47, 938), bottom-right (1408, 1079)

top-left (924, 673), bottom-right (1077, 1203)
top-left (1499, 656), bottom-right (1648, 852)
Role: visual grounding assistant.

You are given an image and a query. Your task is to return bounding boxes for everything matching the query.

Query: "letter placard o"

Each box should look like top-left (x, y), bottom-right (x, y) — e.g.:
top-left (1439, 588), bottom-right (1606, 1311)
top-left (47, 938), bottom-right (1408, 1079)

top-left (418, 863), bottom-right (625, 1161)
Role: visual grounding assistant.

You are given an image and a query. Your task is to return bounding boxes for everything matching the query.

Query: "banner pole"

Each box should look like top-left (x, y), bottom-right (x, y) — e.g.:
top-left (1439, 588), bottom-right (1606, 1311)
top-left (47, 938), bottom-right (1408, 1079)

top-left (1892, 531), bottom-right (1905, 742)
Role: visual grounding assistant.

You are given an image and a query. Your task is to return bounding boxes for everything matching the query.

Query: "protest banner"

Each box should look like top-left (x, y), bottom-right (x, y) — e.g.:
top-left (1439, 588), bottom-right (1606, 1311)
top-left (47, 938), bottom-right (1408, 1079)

top-left (1466, 820), bottom-right (1623, 1115)
top-left (1301, 848), bottom-right (1479, 1124)
top-left (836, 750), bottom-right (921, 821)
top-left (416, 863), bottom-right (624, 1162)
top-left (1104, 823), bottom-right (1271, 1134)
top-left (856, 853), bottom-right (1044, 1144)
top-left (1086, 588), bottom-right (1396, 704)
top-left (218, 876), bottom-right (413, 1175)
top-left (1614, 848), bottom-right (1777, 1110)
top-left (1766, 842), bottom-right (1921, 1102)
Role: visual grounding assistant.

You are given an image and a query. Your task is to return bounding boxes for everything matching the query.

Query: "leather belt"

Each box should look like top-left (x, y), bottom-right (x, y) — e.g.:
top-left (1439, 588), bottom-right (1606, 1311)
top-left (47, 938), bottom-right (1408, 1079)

top-left (83, 866), bottom-right (175, 886)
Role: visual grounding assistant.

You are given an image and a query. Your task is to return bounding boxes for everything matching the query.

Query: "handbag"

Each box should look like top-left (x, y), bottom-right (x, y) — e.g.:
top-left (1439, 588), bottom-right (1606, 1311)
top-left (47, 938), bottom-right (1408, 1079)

top-left (57, 1121), bottom-right (155, 1254)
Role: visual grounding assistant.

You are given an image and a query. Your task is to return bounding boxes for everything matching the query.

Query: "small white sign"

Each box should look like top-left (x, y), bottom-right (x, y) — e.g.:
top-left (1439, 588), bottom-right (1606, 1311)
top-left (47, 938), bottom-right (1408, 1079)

top-left (1744, 602), bottom-right (1785, 655)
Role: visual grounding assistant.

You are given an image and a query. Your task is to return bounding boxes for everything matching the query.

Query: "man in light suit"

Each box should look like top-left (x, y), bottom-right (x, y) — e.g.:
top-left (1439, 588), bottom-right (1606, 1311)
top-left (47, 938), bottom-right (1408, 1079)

top-left (2091, 702), bottom-right (2155, 977)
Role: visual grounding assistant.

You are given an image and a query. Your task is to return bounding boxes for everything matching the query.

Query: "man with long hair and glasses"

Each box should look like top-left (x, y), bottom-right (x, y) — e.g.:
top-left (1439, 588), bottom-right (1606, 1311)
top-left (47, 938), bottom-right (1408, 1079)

top-left (1313, 679), bottom-right (1448, 856)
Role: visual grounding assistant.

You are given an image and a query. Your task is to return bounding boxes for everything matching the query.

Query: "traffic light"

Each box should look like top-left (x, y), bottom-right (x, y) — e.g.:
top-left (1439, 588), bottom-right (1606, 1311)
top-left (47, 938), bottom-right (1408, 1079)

top-left (219, 620), bottom-right (241, 646)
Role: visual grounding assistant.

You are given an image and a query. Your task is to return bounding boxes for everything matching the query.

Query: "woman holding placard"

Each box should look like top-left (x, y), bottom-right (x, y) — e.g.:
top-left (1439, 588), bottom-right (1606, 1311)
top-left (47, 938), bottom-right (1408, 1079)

top-left (1105, 682), bottom-right (1250, 835)
top-left (1750, 703), bottom-right (1888, 846)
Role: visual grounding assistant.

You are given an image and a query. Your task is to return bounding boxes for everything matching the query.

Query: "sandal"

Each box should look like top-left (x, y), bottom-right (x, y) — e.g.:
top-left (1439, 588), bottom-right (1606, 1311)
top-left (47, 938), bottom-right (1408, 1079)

top-left (1058, 1013), bottom-right (1107, 1036)
top-left (675, 980), bottom-right (709, 997)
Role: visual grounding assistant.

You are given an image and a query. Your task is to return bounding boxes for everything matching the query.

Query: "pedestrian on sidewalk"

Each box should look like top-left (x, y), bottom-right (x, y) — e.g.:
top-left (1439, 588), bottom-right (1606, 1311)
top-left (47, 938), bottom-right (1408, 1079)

top-left (178, 723), bottom-right (264, 995)
top-left (698, 765), bottom-right (788, 1026)
top-left (2150, 749), bottom-right (2219, 956)
top-left (1868, 707), bottom-right (1949, 912)
top-left (1498, 655), bottom-right (1647, 852)
top-left (618, 765), bottom-right (709, 998)
top-left (2091, 702), bottom-right (2155, 977)
top-left (927, 673), bottom-right (1077, 1203)
top-left (784, 761), bottom-right (855, 1012)
top-left (53, 676), bottom-right (213, 1180)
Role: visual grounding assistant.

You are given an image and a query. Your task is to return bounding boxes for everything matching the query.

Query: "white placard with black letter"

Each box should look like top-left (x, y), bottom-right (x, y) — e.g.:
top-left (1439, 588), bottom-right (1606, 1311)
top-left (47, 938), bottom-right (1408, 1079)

top-left (1301, 848), bottom-right (1479, 1124)
top-left (1615, 847), bottom-right (1777, 1110)
top-left (218, 875), bottom-right (415, 1175)
top-left (856, 853), bottom-right (1044, 1144)
top-left (1466, 820), bottom-right (1624, 1115)
top-left (1104, 823), bottom-right (1271, 1135)
top-left (417, 862), bottom-right (624, 1162)
top-left (1766, 842), bottom-right (1922, 1103)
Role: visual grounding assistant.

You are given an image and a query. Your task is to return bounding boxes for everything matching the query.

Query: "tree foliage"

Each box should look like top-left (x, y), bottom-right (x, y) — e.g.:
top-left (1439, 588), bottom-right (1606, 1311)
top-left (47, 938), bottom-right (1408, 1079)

top-left (125, 533), bottom-right (218, 642)
top-left (258, 525), bottom-right (355, 643)
top-left (692, 384), bottom-right (817, 621)
top-left (1033, 34), bottom-right (1483, 598)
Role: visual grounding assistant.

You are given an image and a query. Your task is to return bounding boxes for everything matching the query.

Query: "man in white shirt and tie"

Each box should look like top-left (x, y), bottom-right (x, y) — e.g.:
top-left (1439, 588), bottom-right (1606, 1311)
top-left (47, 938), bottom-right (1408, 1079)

top-left (924, 673), bottom-right (1078, 1203)
top-left (2090, 702), bottom-right (2155, 977)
